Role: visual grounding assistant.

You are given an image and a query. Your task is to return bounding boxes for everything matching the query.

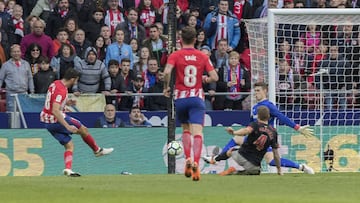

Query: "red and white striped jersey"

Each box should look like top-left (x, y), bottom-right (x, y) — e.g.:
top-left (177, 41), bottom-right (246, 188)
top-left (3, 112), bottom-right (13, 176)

top-left (166, 48), bottom-right (215, 100)
top-left (40, 80), bottom-right (67, 123)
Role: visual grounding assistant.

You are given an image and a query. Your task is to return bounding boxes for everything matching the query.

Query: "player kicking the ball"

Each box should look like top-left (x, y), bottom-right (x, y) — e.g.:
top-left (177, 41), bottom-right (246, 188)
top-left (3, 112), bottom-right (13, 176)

top-left (40, 68), bottom-right (114, 177)
top-left (163, 26), bottom-right (218, 181)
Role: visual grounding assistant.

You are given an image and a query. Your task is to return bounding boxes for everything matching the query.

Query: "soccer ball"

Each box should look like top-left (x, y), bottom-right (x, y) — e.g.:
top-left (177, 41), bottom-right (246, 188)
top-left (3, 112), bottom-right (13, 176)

top-left (167, 141), bottom-right (183, 156)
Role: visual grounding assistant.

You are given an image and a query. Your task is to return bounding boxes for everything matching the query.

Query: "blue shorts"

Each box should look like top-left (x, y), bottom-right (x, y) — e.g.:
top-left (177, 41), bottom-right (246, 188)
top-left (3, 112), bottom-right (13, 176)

top-left (243, 136), bottom-right (272, 152)
top-left (175, 97), bottom-right (205, 125)
top-left (43, 115), bottom-right (83, 145)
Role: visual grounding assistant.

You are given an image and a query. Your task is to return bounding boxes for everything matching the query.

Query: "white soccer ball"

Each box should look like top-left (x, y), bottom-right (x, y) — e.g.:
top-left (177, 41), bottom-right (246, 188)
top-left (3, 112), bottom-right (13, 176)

top-left (167, 141), bottom-right (183, 156)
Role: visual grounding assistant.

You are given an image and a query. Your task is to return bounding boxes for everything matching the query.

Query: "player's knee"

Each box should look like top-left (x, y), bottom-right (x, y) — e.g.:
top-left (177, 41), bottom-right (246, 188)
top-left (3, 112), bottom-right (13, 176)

top-left (78, 125), bottom-right (88, 135)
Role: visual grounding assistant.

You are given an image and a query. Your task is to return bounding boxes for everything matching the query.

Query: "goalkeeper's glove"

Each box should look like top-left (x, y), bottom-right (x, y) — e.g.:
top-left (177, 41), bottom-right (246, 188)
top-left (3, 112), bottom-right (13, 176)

top-left (297, 125), bottom-right (314, 138)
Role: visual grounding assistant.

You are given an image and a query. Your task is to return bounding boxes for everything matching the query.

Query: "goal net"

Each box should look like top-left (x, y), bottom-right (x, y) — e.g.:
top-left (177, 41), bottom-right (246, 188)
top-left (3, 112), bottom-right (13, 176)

top-left (244, 9), bottom-right (360, 173)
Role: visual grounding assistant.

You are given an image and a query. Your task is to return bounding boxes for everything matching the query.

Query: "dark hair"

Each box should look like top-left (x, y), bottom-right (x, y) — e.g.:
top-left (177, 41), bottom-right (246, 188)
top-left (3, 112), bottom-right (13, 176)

top-left (63, 68), bottom-right (81, 80)
top-left (121, 58), bottom-right (131, 64)
top-left (108, 59), bottom-right (119, 67)
top-left (56, 27), bottom-right (69, 36)
top-left (25, 43), bottom-right (42, 62)
top-left (38, 55), bottom-right (50, 64)
top-left (58, 43), bottom-right (74, 57)
top-left (129, 105), bottom-right (141, 113)
top-left (181, 26), bottom-right (197, 45)
top-left (257, 106), bottom-right (270, 121)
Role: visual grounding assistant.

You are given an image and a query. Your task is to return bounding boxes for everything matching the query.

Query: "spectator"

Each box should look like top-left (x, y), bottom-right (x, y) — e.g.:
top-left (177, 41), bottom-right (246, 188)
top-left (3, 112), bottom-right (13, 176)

top-left (195, 28), bottom-right (207, 50)
top-left (22, 0), bottom-right (37, 18)
top-left (276, 58), bottom-right (295, 109)
top-left (291, 40), bottom-right (308, 77)
top-left (306, 42), bottom-right (328, 84)
top-left (201, 0), bottom-right (218, 18)
top-left (93, 35), bottom-right (107, 62)
top-left (94, 104), bottom-right (125, 128)
top-left (277, 39), bottom-right (292, 65)
top-left (123, 0), bottom-right (141, 9)
top-left (133, 46), bottom-right (150, 76)
top-left (333, 24), bottom-right (360, 85)
top-left (129, 38), bottom-right (140, 65)
top-left (316, 45), bottom-right (349, 110)
top-left (64, 18), bottom-right (78, 40)
top-left (210, 38), bottom-right (229, 71)
top-left (125, 105), bottom-right (152, 127)
top-left (83, 8), bottom-right (105, 45)
top-left (73, 46), bottom-right (111, 94)
top-left (30, 0), bottom-right (57, 22)
top-left (20, 19), bottom-right (54, 60)
top-left (120, 75), bottom-right (148, 111)
top-left (11, 4), bottom-right (24, 44)
top-left (0, 32), bottom-right (6, 66)
top-left (70, 29), bottom-right (92, 59)
top-left (294, 0), bottom-right (306, 8)
top-left (232, 0), bottom-right (253, 53)
top-left (186, 14), bottom-right (201, 30)
top-left (105, 29), bottom-right (133, 68)
top-left (216, 51), bottom-right (251, 110)
top-left (138, 0), bottom-right (157, 37)
top-left (145, 70), bottom-right (167, 111)
top-left (50, 43), bottom-right (81, 79)
top-left (24, 43), bottom-right (42, 75)
top-left (189, 7), bottom-right (203, 26)
top-left (254, 0), bottom-right (278, 18)
top-left (203, 0), bottom-right (241, 51)
top-left (100, 25), bottom-right (112, 46)
top-left (45, 0), bottom-right (78, 39)
top-left (0, 44), bottom-right (34, 112)
top-left (119, 58), bottom-right (135, 90)
top-left (115, 7), bottom-right (146, 44)
top-left (69, 0), bottom-right (95, 29)
top-left (300, 23), bottom-right (322, 55)
top-left (0, 0), bottom-right (15, 41)
top-left (33, 56), bottom-right (56, 93)
top-left (104, 0), bottom-right (125, 36)
top-left (200, 45), bottom-right (217, 110)
top-left (23, 15), bottom-right (40, 35)
top-left (105, 59), bottom-right (126, 106)
top-left (154, 22), bottom-right (168, 40)
top-left (52, 27), bottom-right (73, 55)
top-left (142, 24), bottom-right (167, 68)
top-left (283, 0), bottom-right (295, 8)
top-left (143, 57), bottom-right (159, 89)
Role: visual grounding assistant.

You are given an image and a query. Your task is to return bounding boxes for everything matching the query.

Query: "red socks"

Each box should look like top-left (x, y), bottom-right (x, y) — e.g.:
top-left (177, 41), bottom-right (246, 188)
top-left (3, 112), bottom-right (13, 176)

top-left (64, 150), bottom-right (73, 169)
top-left (82, 134), bottom-right (100, 152)
top-left (193, 135), bottom-right (203, 164)
top-left (182, 130), bottom-right (191, 159)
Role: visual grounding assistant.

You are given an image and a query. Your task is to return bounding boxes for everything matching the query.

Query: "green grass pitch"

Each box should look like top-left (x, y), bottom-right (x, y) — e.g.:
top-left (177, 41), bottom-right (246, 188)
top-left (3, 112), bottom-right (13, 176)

top-left (1, 173), bottom-right (359, 203)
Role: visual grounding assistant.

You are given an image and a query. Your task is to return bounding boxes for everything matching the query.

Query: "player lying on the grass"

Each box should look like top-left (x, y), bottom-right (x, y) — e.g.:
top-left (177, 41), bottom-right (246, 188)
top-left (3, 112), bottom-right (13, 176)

top-left (219, 105), bottom-right (282, 175)
top-left (203, 82), bottom-right (315, 174)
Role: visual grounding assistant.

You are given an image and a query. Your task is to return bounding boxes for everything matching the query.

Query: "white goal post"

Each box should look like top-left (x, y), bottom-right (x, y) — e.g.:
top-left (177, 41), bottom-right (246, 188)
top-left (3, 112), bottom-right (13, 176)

top-left (245, 9), bottom-right (360, 173)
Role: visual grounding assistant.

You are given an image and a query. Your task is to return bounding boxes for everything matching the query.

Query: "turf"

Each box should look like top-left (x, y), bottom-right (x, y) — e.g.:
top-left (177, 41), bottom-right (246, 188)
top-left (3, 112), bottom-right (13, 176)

top-left (1, 173), bottom-right (359, 203)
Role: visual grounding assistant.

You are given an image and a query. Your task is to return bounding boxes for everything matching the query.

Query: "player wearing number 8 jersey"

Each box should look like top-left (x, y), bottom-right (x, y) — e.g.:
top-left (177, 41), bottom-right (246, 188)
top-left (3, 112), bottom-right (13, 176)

top-left (163, 26), bottom-right (219, 181)
top-left (40, 68), bottom-right (114, 177)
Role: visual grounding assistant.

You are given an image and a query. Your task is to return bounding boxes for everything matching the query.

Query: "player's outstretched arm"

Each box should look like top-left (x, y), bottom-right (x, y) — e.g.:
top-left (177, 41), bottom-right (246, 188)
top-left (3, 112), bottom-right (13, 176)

top-left (297, 125), bottom-right (315, 138)
top-left (226, 126), bottom-right (252, 137)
